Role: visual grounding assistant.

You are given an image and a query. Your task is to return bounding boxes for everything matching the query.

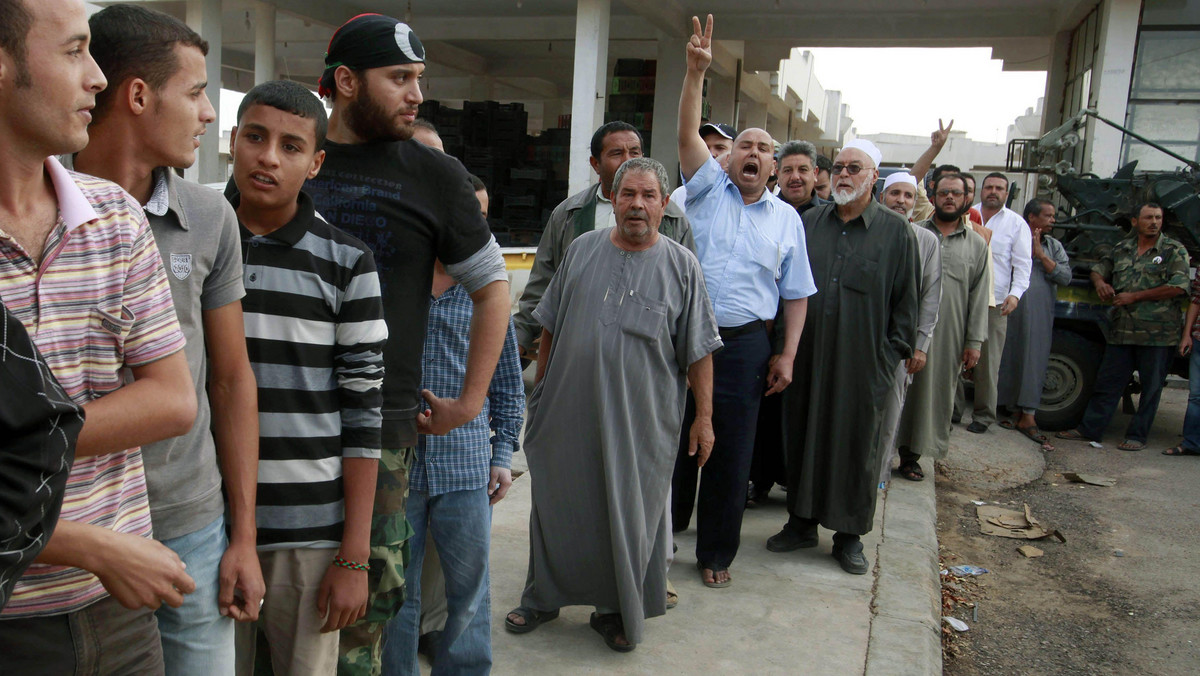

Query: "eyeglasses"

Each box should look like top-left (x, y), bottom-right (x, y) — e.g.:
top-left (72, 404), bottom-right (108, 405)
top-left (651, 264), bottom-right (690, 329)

top-left (935, 189), bottom-right (966, 198)
top-left (831, 163), bottom-right (866, 176)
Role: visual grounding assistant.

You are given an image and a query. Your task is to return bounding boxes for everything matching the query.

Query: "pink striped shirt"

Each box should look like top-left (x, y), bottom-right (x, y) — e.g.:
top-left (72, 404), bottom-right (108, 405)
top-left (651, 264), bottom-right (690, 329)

top-left (0, 157), bottom-right (185, 617)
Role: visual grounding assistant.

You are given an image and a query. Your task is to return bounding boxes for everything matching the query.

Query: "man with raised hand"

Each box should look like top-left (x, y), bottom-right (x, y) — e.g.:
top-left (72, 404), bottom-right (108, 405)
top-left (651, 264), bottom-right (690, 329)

top-left (672, 15), bottom-right (815, 589)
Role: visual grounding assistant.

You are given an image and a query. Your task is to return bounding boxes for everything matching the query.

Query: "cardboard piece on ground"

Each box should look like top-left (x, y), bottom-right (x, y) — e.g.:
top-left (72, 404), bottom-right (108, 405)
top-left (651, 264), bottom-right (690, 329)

top-left (1062, 472), bottom-right (1117, 487)
top-left (1017, 545), bottom-right (1044, 558)
top-left (976, 503), bottom-right (1066, 542)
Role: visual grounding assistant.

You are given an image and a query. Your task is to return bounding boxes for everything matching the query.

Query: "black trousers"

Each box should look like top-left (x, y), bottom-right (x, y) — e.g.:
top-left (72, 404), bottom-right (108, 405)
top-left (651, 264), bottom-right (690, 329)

top-left (749, 390), bottom-right (786, 489)
top-left (671, 326), bottom-right (770, 568)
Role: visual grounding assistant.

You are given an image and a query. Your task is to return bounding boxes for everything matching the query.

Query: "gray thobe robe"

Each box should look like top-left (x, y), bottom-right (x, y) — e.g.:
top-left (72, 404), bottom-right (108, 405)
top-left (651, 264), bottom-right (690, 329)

top-left (522, 229), bottom-right (721, 644)
top-left (878, 221), bottom-right (943, 482)
top-left (785, 200), bottom-right (920, 535)
top-left (897, 220), bottom-right (990, 459)
top-left (998, 234), bottom-right (1072, 411)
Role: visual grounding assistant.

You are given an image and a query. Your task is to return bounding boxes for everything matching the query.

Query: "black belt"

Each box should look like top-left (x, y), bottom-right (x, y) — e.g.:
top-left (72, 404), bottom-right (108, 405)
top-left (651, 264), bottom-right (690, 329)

top-left (718, 319), bottom-right (765, 340)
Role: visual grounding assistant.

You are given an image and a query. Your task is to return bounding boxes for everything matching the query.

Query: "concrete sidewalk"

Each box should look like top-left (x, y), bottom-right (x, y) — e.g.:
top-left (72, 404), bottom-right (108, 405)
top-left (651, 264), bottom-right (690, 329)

top-left (482, 457), bottom-right (942, 675)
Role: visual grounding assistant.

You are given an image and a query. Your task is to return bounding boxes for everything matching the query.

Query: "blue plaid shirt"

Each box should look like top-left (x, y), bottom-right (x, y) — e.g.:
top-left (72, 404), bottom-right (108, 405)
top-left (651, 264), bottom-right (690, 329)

top-left (412, 284), bottom-right (525, 495)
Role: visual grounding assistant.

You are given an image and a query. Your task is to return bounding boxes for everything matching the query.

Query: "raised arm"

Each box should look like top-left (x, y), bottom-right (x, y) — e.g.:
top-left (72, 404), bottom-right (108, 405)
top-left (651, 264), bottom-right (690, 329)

top-left (678, 15), bottom-right (714, 181)
top-left (911, 119), bottom-right (953, 182)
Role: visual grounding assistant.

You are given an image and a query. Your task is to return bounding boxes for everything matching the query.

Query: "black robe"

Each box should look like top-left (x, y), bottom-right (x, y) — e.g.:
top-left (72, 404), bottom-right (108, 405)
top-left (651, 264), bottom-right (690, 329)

top-left (784, 200), bottom-right (920, 535)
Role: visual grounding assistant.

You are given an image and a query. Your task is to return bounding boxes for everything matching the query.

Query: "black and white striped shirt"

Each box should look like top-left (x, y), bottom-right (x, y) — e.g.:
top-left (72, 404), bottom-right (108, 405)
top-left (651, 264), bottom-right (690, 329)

top-left (235, 192), bottom-right (387, 550)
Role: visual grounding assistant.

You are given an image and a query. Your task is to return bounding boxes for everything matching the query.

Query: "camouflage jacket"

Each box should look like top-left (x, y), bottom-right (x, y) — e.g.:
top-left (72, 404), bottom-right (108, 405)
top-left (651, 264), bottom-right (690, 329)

top-left (1092, 233), bottom-right (1190, 346)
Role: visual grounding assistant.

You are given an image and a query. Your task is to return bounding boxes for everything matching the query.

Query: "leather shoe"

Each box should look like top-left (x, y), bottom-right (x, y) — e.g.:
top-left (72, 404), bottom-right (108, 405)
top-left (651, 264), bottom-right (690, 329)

top-left (832, 541), bottom-right (869, 575)
top-left (766, 524), bottom-right (818, 552)
top-left (966, 421), bottom-right (988, 434)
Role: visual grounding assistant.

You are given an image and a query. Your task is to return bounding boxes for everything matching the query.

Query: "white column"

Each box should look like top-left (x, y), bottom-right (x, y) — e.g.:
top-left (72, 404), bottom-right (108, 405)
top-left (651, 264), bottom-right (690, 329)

top-left (1086, 0), bottom-right (1140, 176)
top-left (1039, 31), bottom-right (1072, 136)
top-left (254, 1), bottom-right (276, 85)
top-left (650, 31), bottom-right (684, 187)
top-left (187, 0), bottom-right (223, 183)
top-left (706, 74), bottom-right (735, 127)
top-left (568, 0), bottom-right (610, 196)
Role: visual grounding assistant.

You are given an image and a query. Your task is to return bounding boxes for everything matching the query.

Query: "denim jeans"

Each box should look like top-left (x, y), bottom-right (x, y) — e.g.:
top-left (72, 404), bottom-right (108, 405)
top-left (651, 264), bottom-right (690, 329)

top-left (382, 487), bottom-right (492, 676)
top-left (1077, 344), bottom-right (1173, 443)
top-left (157, 514), bottom-right (235, 676)
top-left (0, 594), bottom-right (164, 674)
top-left (1183, 345), bottom-right (1200, 450)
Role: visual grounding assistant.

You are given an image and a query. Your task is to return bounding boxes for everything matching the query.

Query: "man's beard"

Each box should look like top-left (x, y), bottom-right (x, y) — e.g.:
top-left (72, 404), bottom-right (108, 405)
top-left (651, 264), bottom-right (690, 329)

top-left (344, 79), bottom-right (413, 143)
top-left (934, 202), bottom-right (970, 222)
top-left (831, 180), bottom-right (870, 206)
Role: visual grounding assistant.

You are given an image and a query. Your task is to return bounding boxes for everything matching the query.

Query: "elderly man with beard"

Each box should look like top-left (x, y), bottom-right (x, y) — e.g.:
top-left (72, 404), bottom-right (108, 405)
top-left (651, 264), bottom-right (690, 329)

top-left (671, 16), bottom-right (816, 588)
top-left (894, 175), bottom-right (990, 477)
top-left (301, 14), bottom-right (511, 674)
top-left (875, 173), bottom-right (943, 483)
top-left (506, 157), bottom-right (721, 652)
top-left (747, 139), bottom-right (830, 507)
top-left (766, 138), bottom-right (919, 575)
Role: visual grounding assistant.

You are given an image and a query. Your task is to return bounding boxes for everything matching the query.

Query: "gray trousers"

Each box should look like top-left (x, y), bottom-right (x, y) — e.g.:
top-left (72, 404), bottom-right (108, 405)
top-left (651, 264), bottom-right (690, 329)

top-left (971, 306), bottom-right (1009, 426)
top-left (878, 361), bottom-right (913, 483)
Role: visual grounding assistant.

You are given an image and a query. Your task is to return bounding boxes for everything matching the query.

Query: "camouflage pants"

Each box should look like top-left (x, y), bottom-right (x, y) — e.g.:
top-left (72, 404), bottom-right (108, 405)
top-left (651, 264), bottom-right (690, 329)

top-left (337, 447), bottom-right (414, 676)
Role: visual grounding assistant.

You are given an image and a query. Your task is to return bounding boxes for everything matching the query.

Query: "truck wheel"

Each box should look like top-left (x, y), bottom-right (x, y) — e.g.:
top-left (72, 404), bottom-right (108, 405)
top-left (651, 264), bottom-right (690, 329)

top-left (1036, 330), bottom-right (1102, 431)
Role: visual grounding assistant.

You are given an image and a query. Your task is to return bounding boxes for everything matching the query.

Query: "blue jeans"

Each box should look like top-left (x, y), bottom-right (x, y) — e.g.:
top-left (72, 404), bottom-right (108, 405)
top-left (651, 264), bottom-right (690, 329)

top-left (1183, 345), bottom-right (1200, 450)
top-left (1077, 344), bottom-right (1173, 444)
top-left (156, 515), bottom-right (235, 676)
top-left (382, 487), bottom-right (492, 676)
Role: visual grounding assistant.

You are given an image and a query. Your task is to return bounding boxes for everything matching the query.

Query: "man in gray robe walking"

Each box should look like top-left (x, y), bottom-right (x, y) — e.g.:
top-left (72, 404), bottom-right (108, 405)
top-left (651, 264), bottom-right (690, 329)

top-left (766, 139), bottom-right (920, 575)
top-left (504, 157), bottom-right (722, 652)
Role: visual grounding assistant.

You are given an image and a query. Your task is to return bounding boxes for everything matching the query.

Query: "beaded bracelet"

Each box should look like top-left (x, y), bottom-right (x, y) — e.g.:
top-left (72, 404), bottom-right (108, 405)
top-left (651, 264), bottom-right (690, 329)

top-left (332, 555), bottom-right (369, 572)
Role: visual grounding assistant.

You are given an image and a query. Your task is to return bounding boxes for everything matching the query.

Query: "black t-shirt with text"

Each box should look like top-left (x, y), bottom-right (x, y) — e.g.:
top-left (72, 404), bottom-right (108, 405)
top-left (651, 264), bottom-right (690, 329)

top-left (306, 139), bottom-right (492, 448)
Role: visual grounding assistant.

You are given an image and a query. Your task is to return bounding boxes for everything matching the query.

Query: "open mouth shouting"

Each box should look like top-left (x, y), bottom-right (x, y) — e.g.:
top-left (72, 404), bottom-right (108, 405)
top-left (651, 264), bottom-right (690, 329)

top-left (740, 160), bottom-right (760, 182)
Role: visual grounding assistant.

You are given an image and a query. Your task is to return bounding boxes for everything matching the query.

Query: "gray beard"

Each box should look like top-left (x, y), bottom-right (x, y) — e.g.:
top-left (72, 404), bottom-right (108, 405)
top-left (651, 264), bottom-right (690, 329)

top-left (832, 181), bottom-right (869, 205)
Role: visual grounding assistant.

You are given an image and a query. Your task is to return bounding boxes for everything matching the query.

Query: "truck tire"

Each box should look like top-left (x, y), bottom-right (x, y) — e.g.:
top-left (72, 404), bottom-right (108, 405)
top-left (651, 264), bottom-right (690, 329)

top-left (1036, 330), bottom-right (1103, 431)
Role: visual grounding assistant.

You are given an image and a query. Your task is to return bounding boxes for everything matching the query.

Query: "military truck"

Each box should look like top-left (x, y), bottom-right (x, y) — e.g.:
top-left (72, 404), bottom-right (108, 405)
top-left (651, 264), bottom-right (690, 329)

top-left (1006, 109), bottom-right (1200, 430)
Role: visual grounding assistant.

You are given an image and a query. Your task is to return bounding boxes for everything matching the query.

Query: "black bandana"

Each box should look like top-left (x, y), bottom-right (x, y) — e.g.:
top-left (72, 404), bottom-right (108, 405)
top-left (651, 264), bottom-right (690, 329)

top-left (318, 14), bottom-right (425, 98)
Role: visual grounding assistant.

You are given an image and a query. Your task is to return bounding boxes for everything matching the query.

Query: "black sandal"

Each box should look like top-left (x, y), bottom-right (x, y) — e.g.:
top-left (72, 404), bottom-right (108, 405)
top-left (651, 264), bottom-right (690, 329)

top-left (1162, 445), bottom-right (1200, 456)
top-left (897, 460), bottom-right (925, 481)
top-left (504, 606), bottom-right (559, 634)
top-left (589, 612), bottom-right (635, 652)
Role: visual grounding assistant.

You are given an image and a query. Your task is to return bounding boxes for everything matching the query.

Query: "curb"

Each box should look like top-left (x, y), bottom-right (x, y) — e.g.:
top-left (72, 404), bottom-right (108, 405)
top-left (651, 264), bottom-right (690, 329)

top-left (864, 457), bottom-right (943, 676)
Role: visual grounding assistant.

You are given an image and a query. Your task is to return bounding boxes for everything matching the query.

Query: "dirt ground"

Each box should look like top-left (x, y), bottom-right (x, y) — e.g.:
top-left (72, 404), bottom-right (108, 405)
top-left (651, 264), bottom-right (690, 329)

top-left (936, 386), bottom-right (1200, 676)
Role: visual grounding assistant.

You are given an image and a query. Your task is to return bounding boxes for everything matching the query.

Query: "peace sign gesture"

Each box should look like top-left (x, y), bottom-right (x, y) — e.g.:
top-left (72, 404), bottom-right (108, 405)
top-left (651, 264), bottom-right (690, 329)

top-left (931, 118), bottom-right (954, 148)
top-left (686, 14), bottom-right (714, 74)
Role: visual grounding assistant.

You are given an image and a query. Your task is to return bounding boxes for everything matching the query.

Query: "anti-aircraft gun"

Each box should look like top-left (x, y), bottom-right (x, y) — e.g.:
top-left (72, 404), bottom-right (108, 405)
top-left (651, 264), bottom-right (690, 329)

top-left (1005, 109), bottom-right (1200, 430)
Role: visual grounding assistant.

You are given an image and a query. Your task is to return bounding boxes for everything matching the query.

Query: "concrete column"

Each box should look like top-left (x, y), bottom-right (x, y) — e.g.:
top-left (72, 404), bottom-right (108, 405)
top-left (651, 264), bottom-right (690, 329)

top-left (186, 0), bottom-right (223, 183)
top-left (254, 1), bottom-right (276, 85)
top-left (651, 31), bottom-right (684, 187)
top-left (706, 74), bottom-right (735, 127)
top-left (568, 0), bottom-right (610, 195)
top-left (1039, 30), bottom-right (1072, 135)
top-left (739, 99), bottom-right (767, 133)
top-left (1086, 0), bottom-right (1140, 176)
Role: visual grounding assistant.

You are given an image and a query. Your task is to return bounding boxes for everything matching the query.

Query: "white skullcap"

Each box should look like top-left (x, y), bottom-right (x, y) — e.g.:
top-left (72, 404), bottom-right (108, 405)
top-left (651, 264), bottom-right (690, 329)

top-left (841, 139), bottom-right (882, 168)
top-left (883, 172), bottom-right (917, 191)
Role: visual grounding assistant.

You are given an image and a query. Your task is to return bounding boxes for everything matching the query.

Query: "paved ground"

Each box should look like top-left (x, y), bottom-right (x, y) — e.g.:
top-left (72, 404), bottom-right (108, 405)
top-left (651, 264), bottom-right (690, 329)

top-left (938, 386), bottom-right (1200, 674)
top-left (474, 451), bottom-right (942, 675)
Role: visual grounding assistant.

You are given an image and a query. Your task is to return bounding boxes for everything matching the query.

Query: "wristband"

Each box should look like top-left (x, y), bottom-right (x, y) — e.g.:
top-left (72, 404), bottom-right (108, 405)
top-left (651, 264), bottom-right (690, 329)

top-left (332, 555), bottom-right (369, 572)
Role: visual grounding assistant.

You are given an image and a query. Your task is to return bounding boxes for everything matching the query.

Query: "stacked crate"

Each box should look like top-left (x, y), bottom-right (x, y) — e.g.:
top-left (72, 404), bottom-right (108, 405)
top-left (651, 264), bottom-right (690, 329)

top-left (605, 59), bottom-right (656, 154)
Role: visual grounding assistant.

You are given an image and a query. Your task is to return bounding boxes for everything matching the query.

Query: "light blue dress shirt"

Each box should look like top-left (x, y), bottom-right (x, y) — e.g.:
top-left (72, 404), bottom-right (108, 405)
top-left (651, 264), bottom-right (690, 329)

top-left (684, 155), bottom-right (817, 326)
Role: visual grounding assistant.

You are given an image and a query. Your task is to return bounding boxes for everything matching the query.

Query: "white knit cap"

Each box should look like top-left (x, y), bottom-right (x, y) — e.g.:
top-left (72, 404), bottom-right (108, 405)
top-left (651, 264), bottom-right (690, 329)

top-left (883, 172), bottom-right (917, 190)
top-left (841, 139), bottom-right (882, 168)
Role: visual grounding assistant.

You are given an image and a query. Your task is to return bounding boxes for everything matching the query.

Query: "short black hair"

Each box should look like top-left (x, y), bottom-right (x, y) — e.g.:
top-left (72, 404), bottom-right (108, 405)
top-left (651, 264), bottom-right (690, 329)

top-left (982, 171), bottom-right (1009, 187)
top-left (412, 117), bottom-right (438, 134)
top-left (468, 173), bottom-right (486, 193)
top-left (0, 0), bottom-right (33, 87)
top-left (932, 173), bottom-right (968, 195)
top-left (931, 164), bottom-right (961, 183)
top-left (89, 5), bottom-right (209, 124)
top-left (815, 155), bottom-right (833, 174)
top-left (237, 80), bottom-right (328, 151)
top-left (1132, 201), bottom-right (1164, 219)
top-left (963, 173), bottom-right (976, 189)
top-left (590, 121), bottom-right (642, 160)
top-left (1023, 197), bottom-right (1054, 221)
